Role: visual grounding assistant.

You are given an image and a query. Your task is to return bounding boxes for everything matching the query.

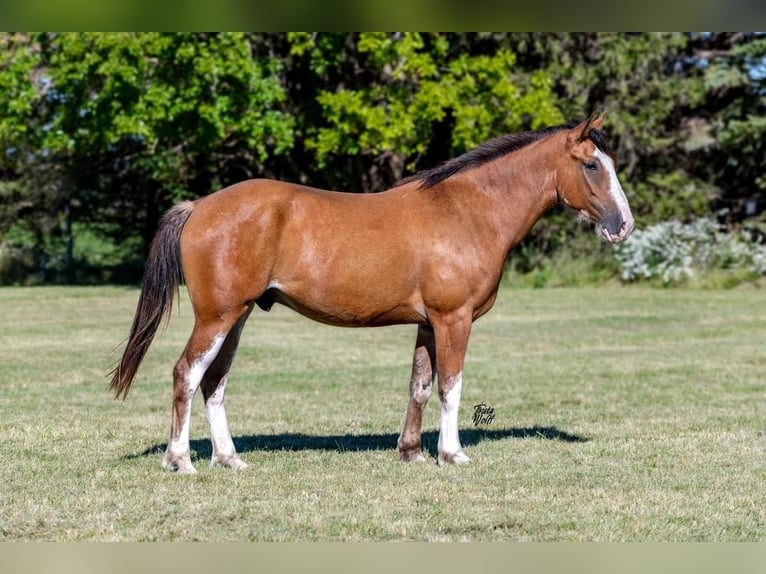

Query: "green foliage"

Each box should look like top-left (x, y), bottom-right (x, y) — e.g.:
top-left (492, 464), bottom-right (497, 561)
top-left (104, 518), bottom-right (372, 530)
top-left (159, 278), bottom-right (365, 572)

top-left (0, 35), bottom-right (39, 152)
top-left (628, 171), bottom-right (717, 224)
top-left (0, 242), bottom-right (36, 285)
top-left (691, 34), bottom-right (766, 214)
top-left (292, 33), bottom-right (562, 177)
top-left (506, 239), bottom-right (621, 289)
top-left (0, 33), bottom-right (295, 282)
top-left (36, 32), bottom-right (294, 200)
top-left (1, 33), bottom-right (765, 285)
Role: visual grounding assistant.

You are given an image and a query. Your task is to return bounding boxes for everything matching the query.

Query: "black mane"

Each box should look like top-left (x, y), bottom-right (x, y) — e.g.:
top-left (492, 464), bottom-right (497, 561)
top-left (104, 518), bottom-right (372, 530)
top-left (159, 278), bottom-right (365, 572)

top-left (400, 121), bottom-right (612, 190)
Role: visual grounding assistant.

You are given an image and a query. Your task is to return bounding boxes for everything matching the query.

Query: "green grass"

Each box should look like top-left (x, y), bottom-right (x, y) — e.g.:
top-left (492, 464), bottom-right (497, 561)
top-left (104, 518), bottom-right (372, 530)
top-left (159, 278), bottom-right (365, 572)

top-left (0, 284), bottom-right (764, 541)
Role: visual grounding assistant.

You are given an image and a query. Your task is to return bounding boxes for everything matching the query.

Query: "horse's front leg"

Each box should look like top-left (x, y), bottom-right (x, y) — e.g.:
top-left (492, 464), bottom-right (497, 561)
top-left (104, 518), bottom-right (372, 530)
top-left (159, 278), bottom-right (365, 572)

top-left (433, 314), bottom-right (472, 465)
top-left (397, 325), bottom-right (436, 462)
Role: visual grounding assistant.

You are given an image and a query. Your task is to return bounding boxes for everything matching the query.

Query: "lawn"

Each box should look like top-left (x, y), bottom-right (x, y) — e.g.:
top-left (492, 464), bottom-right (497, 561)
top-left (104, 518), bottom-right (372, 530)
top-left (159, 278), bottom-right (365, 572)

top-left (0, 284), bottom-right (763, 540)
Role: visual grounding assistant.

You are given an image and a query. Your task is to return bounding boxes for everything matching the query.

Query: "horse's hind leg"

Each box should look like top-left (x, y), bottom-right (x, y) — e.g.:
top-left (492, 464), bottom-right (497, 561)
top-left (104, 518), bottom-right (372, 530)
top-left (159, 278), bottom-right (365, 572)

top-left (199, 307), bottom-right (253, 469)
top-left (163, 310), bottom-right (246, 473)
top-left (396, 324), bottom-right (436, 462)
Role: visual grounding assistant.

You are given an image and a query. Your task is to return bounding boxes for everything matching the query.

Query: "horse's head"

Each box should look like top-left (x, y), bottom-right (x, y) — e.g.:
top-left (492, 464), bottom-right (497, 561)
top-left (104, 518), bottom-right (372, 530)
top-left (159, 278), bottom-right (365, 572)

top-left (556, 113), bottom-right (634, 243)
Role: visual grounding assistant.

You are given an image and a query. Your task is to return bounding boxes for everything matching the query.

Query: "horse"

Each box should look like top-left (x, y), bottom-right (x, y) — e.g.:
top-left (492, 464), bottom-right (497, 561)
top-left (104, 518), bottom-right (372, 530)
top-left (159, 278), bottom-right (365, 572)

top-left (110, 113), bottom-right (634, 474)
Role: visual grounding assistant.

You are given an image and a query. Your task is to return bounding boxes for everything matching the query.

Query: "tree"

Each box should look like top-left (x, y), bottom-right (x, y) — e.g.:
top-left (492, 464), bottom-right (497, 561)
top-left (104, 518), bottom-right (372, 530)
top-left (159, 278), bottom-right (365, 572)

top-left (2, 33), bottom-right (764, 284)
top-left (1, 33), bottom-right (295, 280)
top-left (277, 32), bottom-right (563, 192)
top-left (688, 33), bottom-right (766, 226)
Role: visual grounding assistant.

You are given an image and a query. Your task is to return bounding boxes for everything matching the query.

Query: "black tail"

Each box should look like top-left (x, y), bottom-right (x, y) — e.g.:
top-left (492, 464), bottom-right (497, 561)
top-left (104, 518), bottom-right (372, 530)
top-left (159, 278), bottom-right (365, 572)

top-left (109, 201), bottom-right (194, 399)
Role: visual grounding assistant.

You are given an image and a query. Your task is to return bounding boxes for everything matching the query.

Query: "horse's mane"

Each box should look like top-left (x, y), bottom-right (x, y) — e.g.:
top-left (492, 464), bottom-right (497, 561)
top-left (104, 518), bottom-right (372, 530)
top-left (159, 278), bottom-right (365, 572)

top-left (399, 121), bottom-right (612, 190)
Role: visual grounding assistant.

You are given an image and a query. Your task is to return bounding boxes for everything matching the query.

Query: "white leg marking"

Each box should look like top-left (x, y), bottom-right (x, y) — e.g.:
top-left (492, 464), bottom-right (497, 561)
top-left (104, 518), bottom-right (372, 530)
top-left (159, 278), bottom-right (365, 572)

top-left (164, 334), bottom-right (226, 473)
top-left (206, 374), bottom-right (248, 469)
top-left (412, 380), bottom-right (433, 405)
top-left (396, 374), bottom-right (433, 462)
top-left (437, 372), bottom-right (471, 465)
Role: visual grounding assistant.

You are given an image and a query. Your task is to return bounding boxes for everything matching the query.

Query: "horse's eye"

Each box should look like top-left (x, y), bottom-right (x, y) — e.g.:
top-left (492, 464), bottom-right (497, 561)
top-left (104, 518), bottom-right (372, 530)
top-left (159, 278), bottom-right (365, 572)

top-left (584, 161), bottom-right (599, 171)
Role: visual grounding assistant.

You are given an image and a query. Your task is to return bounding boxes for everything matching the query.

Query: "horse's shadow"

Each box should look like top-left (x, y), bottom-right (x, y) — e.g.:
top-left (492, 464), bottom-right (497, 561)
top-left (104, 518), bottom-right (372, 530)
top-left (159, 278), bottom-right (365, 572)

top-left (129, 426), bottom-right (587, 462)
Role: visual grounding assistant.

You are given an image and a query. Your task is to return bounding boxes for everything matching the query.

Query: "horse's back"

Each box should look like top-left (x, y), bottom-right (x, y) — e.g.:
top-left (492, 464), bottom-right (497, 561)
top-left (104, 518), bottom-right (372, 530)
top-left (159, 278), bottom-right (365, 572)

top-left (178, 179), bottom-right (428, 326)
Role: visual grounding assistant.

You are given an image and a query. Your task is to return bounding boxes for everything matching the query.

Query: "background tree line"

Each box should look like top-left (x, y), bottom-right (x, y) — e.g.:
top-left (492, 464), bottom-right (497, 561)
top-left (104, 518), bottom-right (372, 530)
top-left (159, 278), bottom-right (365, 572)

top-left (0, 32), bottom-right (764, 284)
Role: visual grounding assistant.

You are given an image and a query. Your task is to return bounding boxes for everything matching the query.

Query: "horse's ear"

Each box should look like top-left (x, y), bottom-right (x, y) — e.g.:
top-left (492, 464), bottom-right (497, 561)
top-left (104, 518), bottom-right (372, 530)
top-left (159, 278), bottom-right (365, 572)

top-left (568, 112), bottom-right (600, 144)
top-left (592, 111), bottom-right (606, 130)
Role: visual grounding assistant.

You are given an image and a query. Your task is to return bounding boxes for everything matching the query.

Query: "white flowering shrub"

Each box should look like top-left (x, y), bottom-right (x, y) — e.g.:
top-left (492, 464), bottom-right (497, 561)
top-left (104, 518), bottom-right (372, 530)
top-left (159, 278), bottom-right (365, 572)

top-left (750, 244), bottom-right (766, 275)
top-left (614, 218), bottom-right (766, 283)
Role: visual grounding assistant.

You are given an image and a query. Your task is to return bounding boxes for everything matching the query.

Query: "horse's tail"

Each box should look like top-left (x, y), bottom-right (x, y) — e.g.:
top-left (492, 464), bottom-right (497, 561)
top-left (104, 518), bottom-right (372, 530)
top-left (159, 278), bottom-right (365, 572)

top-left (109, 201), bottom-right (195, 400)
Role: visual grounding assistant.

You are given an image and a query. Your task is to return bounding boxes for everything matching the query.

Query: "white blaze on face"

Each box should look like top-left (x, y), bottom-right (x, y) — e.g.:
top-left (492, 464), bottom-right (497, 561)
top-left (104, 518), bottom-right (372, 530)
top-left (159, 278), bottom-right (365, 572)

top-left (594, 148), bottom-right (634, 240)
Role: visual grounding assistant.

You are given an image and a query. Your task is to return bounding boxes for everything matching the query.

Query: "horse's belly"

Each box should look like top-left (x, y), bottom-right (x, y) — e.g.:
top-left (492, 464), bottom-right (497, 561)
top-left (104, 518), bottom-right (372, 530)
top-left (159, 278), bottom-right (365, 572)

top-left (259, 285), bottom-right (426, 327)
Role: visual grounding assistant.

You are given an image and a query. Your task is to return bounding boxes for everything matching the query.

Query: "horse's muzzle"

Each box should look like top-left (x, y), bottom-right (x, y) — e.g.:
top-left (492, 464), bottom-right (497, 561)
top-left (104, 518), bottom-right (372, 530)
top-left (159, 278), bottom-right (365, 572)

top-left (600, 211), bottom-right (634, 243)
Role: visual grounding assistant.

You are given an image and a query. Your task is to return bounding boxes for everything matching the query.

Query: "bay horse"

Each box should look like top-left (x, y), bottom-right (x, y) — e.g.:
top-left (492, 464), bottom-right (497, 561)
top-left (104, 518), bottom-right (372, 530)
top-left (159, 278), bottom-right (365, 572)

top-left (110, 113), bottom-right (634, 473)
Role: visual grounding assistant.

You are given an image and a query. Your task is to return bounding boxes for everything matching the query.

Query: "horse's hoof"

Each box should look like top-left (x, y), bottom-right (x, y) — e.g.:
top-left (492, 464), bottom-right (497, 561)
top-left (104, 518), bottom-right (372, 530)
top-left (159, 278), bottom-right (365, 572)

top-left (437, 450), bottom-right (471, 466)
top-left (397, 448), bottom-right (427, 463)
top-left (212, 455), bottom-right (249, 470)
top-left (164, 461), bottom-right (198, 474)
top-left (163, 454), bottom-right (197, 474)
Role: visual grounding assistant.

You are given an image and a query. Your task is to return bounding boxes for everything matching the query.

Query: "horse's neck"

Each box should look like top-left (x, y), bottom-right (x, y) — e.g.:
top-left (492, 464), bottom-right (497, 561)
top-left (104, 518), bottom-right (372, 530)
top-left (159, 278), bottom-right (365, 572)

top-left (454, 142), bottom-right (560, 255)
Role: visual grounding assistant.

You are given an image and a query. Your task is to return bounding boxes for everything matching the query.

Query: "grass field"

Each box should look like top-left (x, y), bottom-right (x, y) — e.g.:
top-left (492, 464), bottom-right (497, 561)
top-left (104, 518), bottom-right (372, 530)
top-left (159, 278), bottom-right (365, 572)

top-left (0, 284), bottom-right (764, 541)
